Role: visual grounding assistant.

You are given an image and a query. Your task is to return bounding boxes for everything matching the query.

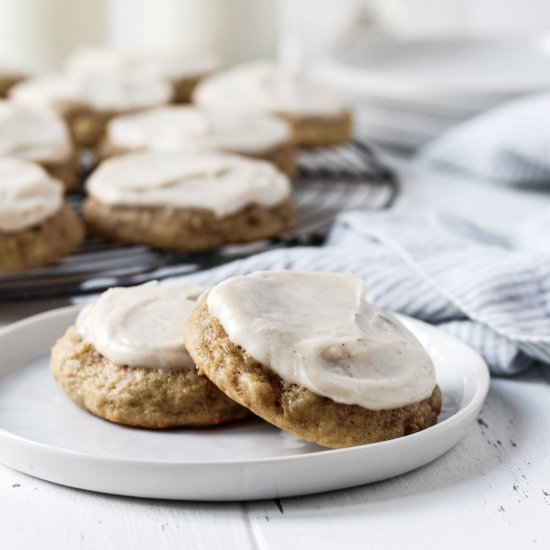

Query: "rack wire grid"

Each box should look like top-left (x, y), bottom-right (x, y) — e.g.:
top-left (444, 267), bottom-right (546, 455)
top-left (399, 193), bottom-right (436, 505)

top-left (0, 141), bottom-right (398, 302)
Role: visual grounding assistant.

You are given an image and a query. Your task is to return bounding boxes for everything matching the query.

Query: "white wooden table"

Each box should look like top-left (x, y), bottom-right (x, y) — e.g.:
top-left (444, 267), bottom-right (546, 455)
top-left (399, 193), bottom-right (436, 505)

top-left (1, 159), bottom-right (549, 550)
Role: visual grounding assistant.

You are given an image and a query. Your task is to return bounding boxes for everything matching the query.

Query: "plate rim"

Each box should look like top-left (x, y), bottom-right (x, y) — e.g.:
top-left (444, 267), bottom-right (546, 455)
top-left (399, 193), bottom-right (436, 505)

top-left (0, 304), bottom-right (490, 467)
top-left (316, 33), bottom-right (550, 101)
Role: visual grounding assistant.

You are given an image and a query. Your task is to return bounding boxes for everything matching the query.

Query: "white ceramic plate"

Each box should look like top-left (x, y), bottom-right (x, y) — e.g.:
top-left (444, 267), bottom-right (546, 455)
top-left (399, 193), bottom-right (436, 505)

top-left (0, 306), bottom-right (489, 501)
top-left (315, 34), bottom-right (550, 110)
top-left (315, 35), bottom-right (550, 149)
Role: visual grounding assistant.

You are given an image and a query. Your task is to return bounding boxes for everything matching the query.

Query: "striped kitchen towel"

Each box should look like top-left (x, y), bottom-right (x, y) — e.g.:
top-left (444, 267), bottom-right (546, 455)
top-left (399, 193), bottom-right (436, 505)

top-left (177, 209), bottom-right (550, 375)
top-left (417, 94), bottom-right (550, 187)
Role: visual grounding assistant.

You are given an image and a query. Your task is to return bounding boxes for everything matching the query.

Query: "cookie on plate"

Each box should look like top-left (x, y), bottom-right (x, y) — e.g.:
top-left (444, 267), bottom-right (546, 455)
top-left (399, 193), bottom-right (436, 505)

top-left (83, 151), bottom-right (296, 251)
top-left (51, 281), bottom-right (249, 428)
top-left (10, 71), bottom-right (172, 149)
top-left (98, 106), bottom-right (296, 178)
top-left (0, 100), bottom-right (78, 191)
top-left (184, 271), bottom-right (441, 449)
top-left (193, 60), bottom-right (352, 148)
top-left (66, 47), bottom-right (220, 104)
top-left (0, 157), bottom-right (84, 272)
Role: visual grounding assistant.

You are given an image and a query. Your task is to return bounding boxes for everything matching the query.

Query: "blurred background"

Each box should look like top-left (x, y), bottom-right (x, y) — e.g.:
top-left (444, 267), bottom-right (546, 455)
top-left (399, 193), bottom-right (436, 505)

top-left (3, 0), bottom-right (550, 151)
top-left (0, 0), bottom-right (279, 70)
top-left (3, 0), bottom-right (550, 70)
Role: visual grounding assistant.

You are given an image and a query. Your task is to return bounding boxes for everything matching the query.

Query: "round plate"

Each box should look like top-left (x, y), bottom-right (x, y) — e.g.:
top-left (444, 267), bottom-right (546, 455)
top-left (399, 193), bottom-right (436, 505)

top-left (0, 306), bottom-right (489, 501)
top-left (316, 34), bottom-right (550, 109)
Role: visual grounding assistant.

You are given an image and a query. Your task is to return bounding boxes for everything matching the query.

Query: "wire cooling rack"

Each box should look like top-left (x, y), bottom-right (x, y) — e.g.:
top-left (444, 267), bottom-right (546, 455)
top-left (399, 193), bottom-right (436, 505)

top-left (0, 141), bottom-right (398, 302)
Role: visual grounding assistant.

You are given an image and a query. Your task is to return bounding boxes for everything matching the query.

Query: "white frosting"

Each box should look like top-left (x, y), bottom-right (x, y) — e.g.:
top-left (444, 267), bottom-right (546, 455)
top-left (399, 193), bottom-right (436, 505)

top-left (10, 72), bottom-right (171, 113)
top-left (66, 47), bottom-right (220, 81)
top-left (0, 157), bottom-right (62, 232)
top-left (86, 151), bottom-right (291, 216)
top-left (0, 100), bottom-right (73, 163)
top-left (108, 106), bottom-right (291, 154)
top-left (76, 70), bottom-right (172, 112)
top-left (10, 75), bottom-right (86, 110)
top-left (207, 271), bottom-right (436, 410)
top-left (194, 60), bottom-right (347, 118)
top-left (76, 281), bottom-right (203, 370)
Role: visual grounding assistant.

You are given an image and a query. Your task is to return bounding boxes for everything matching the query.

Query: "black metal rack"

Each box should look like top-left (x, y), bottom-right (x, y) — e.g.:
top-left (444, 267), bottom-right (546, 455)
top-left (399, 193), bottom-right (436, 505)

top-left (0, 141), bottom-right (398, 302)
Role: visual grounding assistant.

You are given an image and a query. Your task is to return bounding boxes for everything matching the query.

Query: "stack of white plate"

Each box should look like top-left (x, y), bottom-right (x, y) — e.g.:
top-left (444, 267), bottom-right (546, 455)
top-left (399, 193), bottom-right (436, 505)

top-left (313, 34), bottom-right (550, 149)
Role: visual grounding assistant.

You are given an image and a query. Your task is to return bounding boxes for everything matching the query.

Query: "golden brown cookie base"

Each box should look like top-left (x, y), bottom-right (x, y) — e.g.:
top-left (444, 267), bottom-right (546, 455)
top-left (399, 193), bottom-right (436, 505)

top-left (170, 75), bottom-right (204, 104)
top-left (184, 297), bottom-right (442, 449)
top-left (51, 326), bottom-right (249, 428)
top-left (97, 138), bottom-right (297, 179)
top-left (60, 105), bottom-right (111, 149)
top-left (42, 152), bottom-right (80, 192)
top-left (283, 110), bottom-right (353, 148)
top-left (0, 203), bottom-right (84, 273)
top-left (0, 75), bottom-right (26, 98)
top-left (83, 197), bottom-right (296, 252)
top-left (241, 142), bottom-right (297, 179)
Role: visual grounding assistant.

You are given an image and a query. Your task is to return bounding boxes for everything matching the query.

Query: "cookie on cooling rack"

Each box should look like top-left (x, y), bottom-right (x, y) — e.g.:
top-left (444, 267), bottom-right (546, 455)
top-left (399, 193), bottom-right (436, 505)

top-left (0, 157), bottom-right (84, 272)
top-left (193, 61), bottom-right (353, 148)
top-left (83, 150), bottom-right (296, 252)
top-left (51, 281), bottom-right (249, 428)
top-left (0, 100), bottom-right (78, 191)
top-left (66, 48), bottom-right (220, 105)
top-left (184, 270), bottom-right (441, 449)
top-left (98, 106), bottom-right (296, 178)
top-left (10, 70), bottom-right (172, 149)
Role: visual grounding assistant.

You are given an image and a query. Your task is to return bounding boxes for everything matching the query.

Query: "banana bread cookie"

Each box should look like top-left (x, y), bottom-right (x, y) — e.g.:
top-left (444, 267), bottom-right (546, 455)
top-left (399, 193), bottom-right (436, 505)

top-left (0, 100), bottom-right (78, 191)
top-left (83, 151), bottom-right (296, 251)
top-left (184, 271), bottom-right (441, 448)
top-left (51, 282), bottom-right (249, 428)
top-left (194, 60), bottom-right (352, 147)
top-left (66, 47), bottom-right (220, 104)
top-left (0, 157), bottom-right (83, 272)
top-left (10, 72), bottom-right (172, 149)
top-left (98, 106), bottom-right (296, 178)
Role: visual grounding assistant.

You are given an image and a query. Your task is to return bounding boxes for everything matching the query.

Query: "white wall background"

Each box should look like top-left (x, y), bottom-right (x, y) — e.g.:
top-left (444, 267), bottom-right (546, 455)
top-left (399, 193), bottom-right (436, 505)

top-left (1, 0), bottom-right (550, 72)
top-left (109, 0), bottom-right (279, 62)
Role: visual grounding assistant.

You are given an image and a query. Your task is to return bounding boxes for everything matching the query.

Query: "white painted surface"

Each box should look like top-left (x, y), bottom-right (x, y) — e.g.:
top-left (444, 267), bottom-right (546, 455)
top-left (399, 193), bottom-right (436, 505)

top-left (0, 307), bottom-right (489, 500)
top-left (1, 158), bottom-right (549, 548)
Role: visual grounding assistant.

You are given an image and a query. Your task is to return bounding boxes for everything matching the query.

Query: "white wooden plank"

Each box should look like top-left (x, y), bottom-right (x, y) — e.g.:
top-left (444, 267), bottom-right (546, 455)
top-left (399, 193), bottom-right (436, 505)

top-left (246, 370), bottom-right (550, 550)
top-left (1, 154), bottom-right (550, 550)
top-left (0, 468), bottom-right (255, 550)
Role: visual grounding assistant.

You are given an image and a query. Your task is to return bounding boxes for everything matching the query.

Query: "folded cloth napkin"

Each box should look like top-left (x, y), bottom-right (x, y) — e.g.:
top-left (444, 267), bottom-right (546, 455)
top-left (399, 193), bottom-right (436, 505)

top-left (178, 209), bottom-right (550, 376)
top-left (416, 94), bottom-right (550, 187)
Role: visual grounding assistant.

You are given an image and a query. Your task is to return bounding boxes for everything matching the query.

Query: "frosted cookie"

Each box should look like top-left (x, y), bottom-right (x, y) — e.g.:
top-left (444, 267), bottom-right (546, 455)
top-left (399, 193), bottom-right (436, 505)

top-left (99, 106), bottom-right (296, 177)
top-left (0, 100), bottom-right (78, 191)
top-left (83, 151), bottom-right (296, 251)
top-left (184, 271), bottom-right (441, 449)
top-left (194, 61), bottom-right (352, 147)
top-left (66, 47), bottom-right (220, 104)
top-left (10, 75), bottom-right (100, 149)
top-left (51, 282), bottom-right (248, 428)
top-left (10, 72), bottom-right (172, 148)
top-left (0, 157), bottom-right (84, 272)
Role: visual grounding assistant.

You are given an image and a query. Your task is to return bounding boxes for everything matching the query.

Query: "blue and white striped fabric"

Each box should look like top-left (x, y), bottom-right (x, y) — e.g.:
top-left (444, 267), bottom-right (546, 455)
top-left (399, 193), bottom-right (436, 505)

top-left (417, 94), bottom-right (550, 187)
top-left (177, 209), bottom-right (550, 376)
